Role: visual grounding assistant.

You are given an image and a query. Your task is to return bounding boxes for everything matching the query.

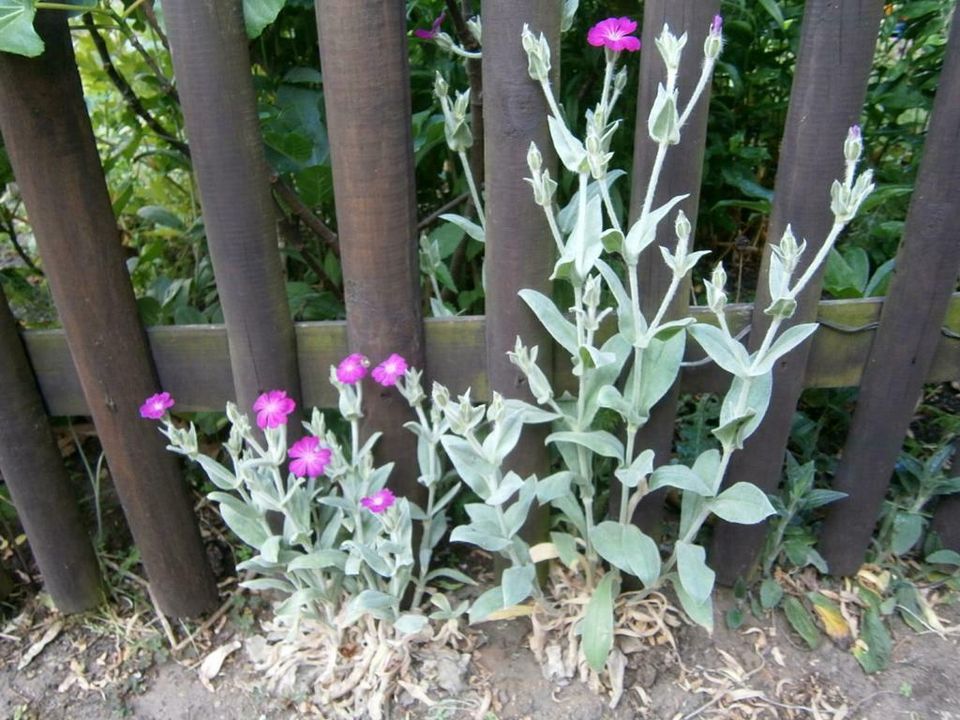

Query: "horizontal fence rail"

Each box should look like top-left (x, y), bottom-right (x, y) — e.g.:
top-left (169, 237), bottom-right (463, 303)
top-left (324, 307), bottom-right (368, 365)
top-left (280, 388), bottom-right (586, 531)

top-left (23, 294), bottom-right (960, 417)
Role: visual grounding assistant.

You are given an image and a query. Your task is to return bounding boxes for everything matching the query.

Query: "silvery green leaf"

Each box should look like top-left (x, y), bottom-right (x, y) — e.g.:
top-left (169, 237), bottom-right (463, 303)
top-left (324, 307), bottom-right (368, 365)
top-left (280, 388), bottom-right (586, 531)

top-left (582, 573), bottom-right (616, 672)
top-left (450, 523), bottom-right (511, 552)
top-left (318, 495), bottom-right (355, 512)
top-left (348, 589), bottom-right (397, 623)
top-left (590, 521), bottom-right (661, 586)
top-left (752, 323), bottom-right (818, 375)
top-left (926, 549), bottom-right (960, 566)
top-left (274, 587), bottom-right (324, 620)
top-left (623, 194), bottom-right (688, 263)
top-left (240, 578), bottom-right (296, 593)
top-left (709, 482), bottom-right (776, 524)
top-left (287, 550), bottom-right (348, 571)
top-left (221, 505), bottom-right (268, 549)
top-left (558, 172), bottom-right (625, 234)
top-left (425, 567), bottom-right (477, 586)
top-left (547, 430), bottom-right (624, 463)
top-left (502, 398), bottom-right (562, 424)
top-left (552, 494), bottom-right (587, 537)
top-left (355, 431), bottom-right (384, 462)
top-left (208, 491), bottom-right (255, 519)
top-left (440, 213), bottom-right (485, 242)
top-left (350, 542), bottom-right (392, 577)
top-left (502, 564), bottom-right (536, 607)
top-left (537, 471), bottom-right (575, 504)
top-left (615, 449), bottom-right (656, 489)
top-left (561, 0), bottom-right (579, 32)
top-left (548, 115), bottom-right (588, 173)
top-left (687, 323), bottom-right (751, 376)
top-left (195, 454), bottom-right (239, 490)
top-left (243, 0), bottom-right (285, 39)
top-left (426, 513), bottom-right (448, 549)
top-left (581, 334), bottom-right (632, 426)
top-left (650, 317), bottom-right (696, 341)
top-left (394, 614), bottom-right (429, 635)
top-left (595, 258), bottom-right (644, 343)
top-left (430, 297), bottom-right (456, 317)
top-left (680, 490), bottom-right (707, 539)
top-left (441, 435), bottom-right (496, 500)
top-left (717, 372), bottom-right (772, 448)
top-left (464, 502), bottom-right (499, 526)
top-left (261, 535), bottom-right (281, 563)
top-left (550, 531), bottom-right (580, 567)
top-left (577, 344), bottom-right (617, 373)
top-left (672, 576), bottom-right (714, 632)
top-left (504, 477), bottom-right (538, 537)
top-left (486, 471), bottom-right (525, 507)
top-left (636, 332), bottom-right (686, 417)
top-left (650, 464), bottom-right (713, 497)
top-left (676, 542), bottom-right (715, 604)
top-left (692, 449), bottom-right (722, 495)
top-left (570, 194), bottom-right (604, 281)
top-left (519, 289), bottom-right (578, 356)
top-left (469, 586), bottom-right (506, 623)
top-left (767, 253), bottom-right (791, 304)
top-left (407, 501), bottom-right (428, 521)
top-left (484, 411), bottom-right (525, 465)
top-left (597, 384), bottom-right (630, 416)
top-left (679, 250), bottom-right (712, 277)
top-left (601, 228), bottom-right (624, 255)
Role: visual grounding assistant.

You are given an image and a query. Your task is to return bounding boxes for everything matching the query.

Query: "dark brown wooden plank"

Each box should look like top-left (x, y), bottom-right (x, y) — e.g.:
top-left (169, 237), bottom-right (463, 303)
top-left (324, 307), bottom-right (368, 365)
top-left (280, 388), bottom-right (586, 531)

top-left (0, 285), bottom-right (100, 613)
top-left (163, 0), bottom-right (304, 426)
top-left (315, 2), bottom-right (426, 500)
top-left (622, 0), bottom-right (721, 533)
top-left (482, 0), bottom-right (558, 531)
top-left (25, 296), bottom-right (960, 416)
top-left (710, 0), bottom-right (885, 585)
top-left (818, 14), bottom-right (960, 575)
top-left (0, 12), bottom-right (217, 617)
top-left (931, 495), bottom-right (960, 552)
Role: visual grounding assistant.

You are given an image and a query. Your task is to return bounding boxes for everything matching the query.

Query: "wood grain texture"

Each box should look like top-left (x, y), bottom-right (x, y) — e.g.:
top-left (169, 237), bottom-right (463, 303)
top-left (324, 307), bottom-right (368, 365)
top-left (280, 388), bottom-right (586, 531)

top-left (0, 286), bottom-right (100, 613)
top-left (315, 1), bottom-right (425, 500)
top-left (482, 0), bottom-right (558, 507)
top-left (163, 0), bottom-right (304, 427)
top-left (818, 13), bottom-right (960, 575)
top-left (621, 0), bottom-right (721, 534)
top-left (710, 0), bottom-right (885, 585)
top-left (0, 12), bottom-right (217, 617)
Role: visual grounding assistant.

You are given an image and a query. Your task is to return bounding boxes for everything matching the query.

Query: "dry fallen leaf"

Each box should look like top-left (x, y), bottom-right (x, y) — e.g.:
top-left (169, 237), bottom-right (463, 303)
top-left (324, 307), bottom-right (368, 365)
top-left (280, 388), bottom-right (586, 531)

top-left (17, 620), bottom-right (63, 670)
top-left (198, 640), bottom-right (241, 691)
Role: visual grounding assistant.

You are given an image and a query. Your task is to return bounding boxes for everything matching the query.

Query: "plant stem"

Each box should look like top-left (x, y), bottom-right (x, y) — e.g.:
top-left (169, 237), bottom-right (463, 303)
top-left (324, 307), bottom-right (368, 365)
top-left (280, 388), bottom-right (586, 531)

top-left (677, 58), bottom-right (717, 129)
top-left (458, 149), bottom-right (485, 228)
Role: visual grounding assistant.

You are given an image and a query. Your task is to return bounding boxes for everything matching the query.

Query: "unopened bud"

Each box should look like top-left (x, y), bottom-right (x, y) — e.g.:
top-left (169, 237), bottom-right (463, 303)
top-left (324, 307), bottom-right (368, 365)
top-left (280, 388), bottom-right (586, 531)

top-left (674, 209), bottom-right (691, 242)
top-left (466, 16), bottom-right (481, 44)
top-left (527, 142), bottom-right (542, 173)
top-left (613, 66), bottom-right (628, 95)
top-left (433, 72), bottom-right (448, 99)
top-left (704, 14), bottom-right (723, 59)
top-left (431, 382), bottom-right (450, 409)
top-left (521, 24), bottom-right (551, 82)
top-left (654, 24), bottom-right (688, 73)
top-left (844, 124), bottom-right (863, 164)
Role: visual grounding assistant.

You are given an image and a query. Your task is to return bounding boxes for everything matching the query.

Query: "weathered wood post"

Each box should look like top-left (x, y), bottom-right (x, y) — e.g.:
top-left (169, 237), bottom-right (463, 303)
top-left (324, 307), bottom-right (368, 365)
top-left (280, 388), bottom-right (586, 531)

top-left (819, 14), bottom-right (960, 574)
top-left (163, 0), bottom-right (304, 425)
top-left (0, 12), bottom-right (217, 617)
top-left (0, 286), bottom-right (101, 612)
top-left (482, 1), bottom-right (559, 538)
top-left (314, 2), bottom-right (426, 499)
top-left (620, 0), bottom-right (720, 534)
top-left (711, 0), bottom-right (885, 585)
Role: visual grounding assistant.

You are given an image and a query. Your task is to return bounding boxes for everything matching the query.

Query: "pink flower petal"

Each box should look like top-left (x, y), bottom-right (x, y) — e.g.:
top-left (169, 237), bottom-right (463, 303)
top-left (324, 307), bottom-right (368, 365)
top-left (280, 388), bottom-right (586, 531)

top-left (360, 488), bottom-right (397, 514)
top-left (140, 392), bottom-right (175, 420)
top-left (253, 390), bottom-right (296, 430)
top-left (289, 435), bottom-right (331, 478)
top-left (371, 353), bottom-right (408, 387)
top-left (337, 353), bottom-right (370, 385)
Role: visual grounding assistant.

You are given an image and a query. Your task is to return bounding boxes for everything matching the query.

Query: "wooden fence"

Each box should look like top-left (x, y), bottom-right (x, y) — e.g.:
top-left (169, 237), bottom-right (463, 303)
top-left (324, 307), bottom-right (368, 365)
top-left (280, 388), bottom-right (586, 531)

top-left (0, 0), bottom-right (958, 618)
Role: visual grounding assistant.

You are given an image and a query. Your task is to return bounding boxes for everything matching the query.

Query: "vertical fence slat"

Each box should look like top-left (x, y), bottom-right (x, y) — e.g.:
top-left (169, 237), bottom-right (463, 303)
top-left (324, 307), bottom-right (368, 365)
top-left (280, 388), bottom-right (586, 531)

top-left (0, 12), bottom-right (217, 617)
top-left (163, 0), bottom-right (303, 425)
top-left (818, 15), bottom-right (960, 574)
top-left (315, 3), bottom-right (425, 499)
top-left (0, 287), bottom-right (101, 612)
top-left (620, 0), bottom-right (720, 533)
top-left (482, 1), bottom-right (558, 536)
top-left (711, 0), bottom-right (884, 585)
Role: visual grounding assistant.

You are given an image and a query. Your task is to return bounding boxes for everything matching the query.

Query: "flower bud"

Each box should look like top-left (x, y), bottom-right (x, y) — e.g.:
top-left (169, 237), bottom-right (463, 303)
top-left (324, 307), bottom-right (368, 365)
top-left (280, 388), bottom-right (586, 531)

top-left (674, 209), bottom-right (691, 242)
top-left (844, 124), bottom-right (863, 164)
top-left (704, 15), bottom-right (723, 59)
top-left (705, 263), bottom-right (727, 314)
top-left (522, 24), bottom-right (551, 82)
top-left (433, 72), bottom-right (448, 99)
top-left (487, 392), bottom-right (504, 423)
top-left (527, 142), bottom-right (543, 174)
top-left (648, 82), bottom-right (680, 145)
top-left (466, 16), bottom-right (481, 44)
top-left (614, 66), bottom-right (628, 95)
top-left (654, 25), bottom-right (688, 73)
top-left (431, 381), bottom-right (450, 409)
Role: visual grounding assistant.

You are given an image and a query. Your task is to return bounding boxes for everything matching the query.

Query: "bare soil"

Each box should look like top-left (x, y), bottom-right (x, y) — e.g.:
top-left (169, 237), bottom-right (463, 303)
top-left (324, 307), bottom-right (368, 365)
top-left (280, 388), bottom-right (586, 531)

top-left (2, 587), bottom-right (958, 720)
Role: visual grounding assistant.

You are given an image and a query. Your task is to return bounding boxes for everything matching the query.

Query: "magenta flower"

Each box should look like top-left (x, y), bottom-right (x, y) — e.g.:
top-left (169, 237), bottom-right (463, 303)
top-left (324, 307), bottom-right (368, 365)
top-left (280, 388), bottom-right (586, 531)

top-left (360, 488), bottom-right (397, 515)
top-left (372, 354), bottom-right (408, 387)
top-left (140, 392), bottom-right (175, 420)
top-left (587, 17), bottom-right (641, 52)
top-left (253, 389), bottom-right (296, 430)
top-left (711, 14), bottom-right (723, 35)
top-left (337, 353), bottom-right (370, 385)
top-left (414, 11), bottom-right (446, 40)
top-left (288, 436), bottom-right (332, 478)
